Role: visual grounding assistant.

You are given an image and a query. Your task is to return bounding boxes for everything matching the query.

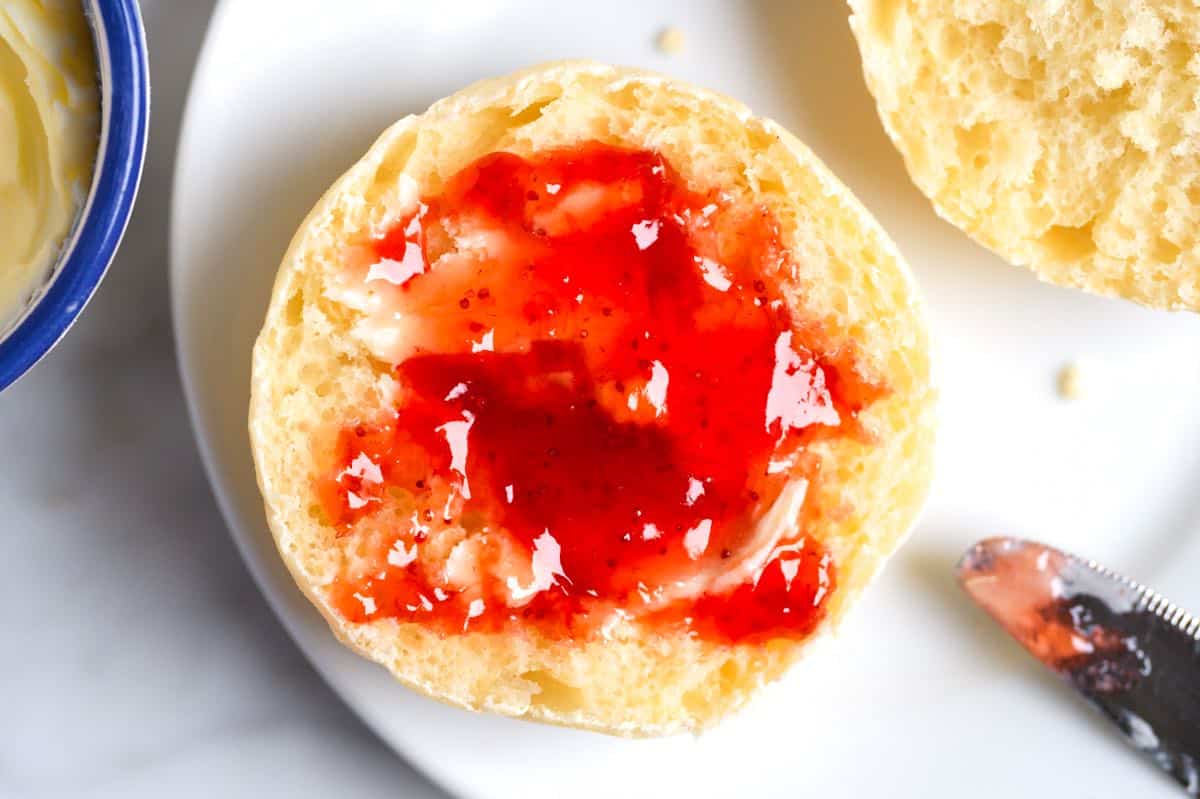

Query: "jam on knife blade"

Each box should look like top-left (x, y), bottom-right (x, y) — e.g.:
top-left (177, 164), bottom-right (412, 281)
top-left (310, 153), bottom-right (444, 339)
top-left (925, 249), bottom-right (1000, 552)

top-left (957, 537), bottom-right (1200, 795)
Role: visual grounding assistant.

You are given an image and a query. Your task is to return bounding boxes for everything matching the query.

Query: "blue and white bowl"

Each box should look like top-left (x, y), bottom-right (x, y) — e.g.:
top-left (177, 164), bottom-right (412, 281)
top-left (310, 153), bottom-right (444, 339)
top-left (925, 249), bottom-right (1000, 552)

top-left (0, 0), bottom-right (149, 391)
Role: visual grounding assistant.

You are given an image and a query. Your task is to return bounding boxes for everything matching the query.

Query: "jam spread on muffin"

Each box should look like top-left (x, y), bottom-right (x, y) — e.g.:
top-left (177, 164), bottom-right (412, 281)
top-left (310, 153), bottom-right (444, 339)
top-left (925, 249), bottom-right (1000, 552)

top-left (316, 143), bottom-right (884, 644)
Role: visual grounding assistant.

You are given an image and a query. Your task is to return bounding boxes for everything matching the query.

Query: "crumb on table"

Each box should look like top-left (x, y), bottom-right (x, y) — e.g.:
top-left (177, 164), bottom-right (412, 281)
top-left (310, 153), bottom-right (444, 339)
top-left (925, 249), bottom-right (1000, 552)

top-left (656, 27), bottom-right (685, 55)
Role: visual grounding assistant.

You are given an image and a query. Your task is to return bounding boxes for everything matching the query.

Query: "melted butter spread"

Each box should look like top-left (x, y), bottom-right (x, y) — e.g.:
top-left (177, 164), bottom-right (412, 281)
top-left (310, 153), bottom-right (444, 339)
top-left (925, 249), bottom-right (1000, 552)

top-left (0, 1), bottom-right (99, 330)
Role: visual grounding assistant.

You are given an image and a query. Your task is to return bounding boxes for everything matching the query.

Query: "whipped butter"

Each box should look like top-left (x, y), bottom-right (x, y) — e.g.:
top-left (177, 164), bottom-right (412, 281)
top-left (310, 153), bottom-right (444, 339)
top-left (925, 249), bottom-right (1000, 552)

top-left (0, 0), bottom-right (99, 331)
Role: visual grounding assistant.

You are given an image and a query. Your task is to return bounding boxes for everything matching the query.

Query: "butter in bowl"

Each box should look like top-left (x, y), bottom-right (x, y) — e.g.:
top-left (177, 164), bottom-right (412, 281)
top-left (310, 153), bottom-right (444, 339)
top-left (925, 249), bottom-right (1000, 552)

top-left (0, 0), bottom-right (149, 391)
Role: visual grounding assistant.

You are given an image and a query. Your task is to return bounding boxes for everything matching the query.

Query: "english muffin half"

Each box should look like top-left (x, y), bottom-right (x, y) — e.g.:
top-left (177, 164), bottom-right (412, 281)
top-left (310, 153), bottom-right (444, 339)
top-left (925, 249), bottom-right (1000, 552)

top-left (851, 0), bottom-right (1200, 310)
top-left (250, 61), bottom-right (935, 735)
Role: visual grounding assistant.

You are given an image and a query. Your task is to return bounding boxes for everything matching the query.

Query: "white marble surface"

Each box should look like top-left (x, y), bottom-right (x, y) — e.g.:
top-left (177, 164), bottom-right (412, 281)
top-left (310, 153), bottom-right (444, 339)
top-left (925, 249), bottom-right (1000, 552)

top-left (0, 3), bottom-right (444, 796)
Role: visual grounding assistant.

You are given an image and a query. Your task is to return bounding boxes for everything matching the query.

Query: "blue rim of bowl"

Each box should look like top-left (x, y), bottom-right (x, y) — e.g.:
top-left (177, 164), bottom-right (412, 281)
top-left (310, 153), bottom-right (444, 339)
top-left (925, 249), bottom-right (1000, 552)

top-left (0, 0), bottom-right (150, 392)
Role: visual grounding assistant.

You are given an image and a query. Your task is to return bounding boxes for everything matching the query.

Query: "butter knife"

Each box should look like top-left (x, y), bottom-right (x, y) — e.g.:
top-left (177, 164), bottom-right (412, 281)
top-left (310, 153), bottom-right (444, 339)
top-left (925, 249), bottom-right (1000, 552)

top-left (957, 537), bottom-right (1200, 794)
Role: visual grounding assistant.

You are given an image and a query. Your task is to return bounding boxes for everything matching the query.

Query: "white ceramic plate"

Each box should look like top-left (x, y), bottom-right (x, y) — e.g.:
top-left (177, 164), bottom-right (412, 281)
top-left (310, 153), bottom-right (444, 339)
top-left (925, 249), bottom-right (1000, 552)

top-left (172, 1), bottom-right (1200, 796)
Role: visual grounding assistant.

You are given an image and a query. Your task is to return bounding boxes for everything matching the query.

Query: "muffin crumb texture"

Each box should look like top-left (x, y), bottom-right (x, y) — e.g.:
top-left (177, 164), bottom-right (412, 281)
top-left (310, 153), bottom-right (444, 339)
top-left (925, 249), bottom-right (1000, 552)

top-left (850, 0), bottom-right (1200, 311)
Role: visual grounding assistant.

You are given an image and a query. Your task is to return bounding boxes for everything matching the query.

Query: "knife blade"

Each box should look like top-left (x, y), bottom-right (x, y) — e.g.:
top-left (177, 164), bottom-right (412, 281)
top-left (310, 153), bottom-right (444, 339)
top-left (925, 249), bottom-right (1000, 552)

top-left (957, 537), bottom-right (1200, 794)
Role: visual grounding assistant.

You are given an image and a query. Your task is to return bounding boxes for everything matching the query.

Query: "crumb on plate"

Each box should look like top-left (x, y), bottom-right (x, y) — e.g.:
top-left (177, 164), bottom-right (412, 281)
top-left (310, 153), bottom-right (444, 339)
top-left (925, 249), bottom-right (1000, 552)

top-left (1057, 362), bottom-right (1085, 400)
top-left (656, 27), bottom-right (685, 55)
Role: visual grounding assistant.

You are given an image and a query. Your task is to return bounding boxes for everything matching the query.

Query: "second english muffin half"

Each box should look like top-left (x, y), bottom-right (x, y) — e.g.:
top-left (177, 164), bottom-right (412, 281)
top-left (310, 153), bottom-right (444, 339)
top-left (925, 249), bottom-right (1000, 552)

top-left (850, 0), bottom-right (1200, 311)
top-left (250, 61), bottom-right (934, 736)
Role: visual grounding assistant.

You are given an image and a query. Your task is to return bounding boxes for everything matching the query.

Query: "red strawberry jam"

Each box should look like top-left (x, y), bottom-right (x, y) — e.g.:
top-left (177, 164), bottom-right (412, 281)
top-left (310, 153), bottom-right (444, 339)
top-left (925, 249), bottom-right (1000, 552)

top-left (317, 142), bottom-right (884, 645)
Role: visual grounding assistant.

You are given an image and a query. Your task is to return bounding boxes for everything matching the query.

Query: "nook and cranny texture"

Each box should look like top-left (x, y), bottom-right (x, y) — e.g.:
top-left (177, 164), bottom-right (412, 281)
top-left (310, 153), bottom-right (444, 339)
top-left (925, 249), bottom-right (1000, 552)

top-left (851, 0), bottom-right (1200, 311)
